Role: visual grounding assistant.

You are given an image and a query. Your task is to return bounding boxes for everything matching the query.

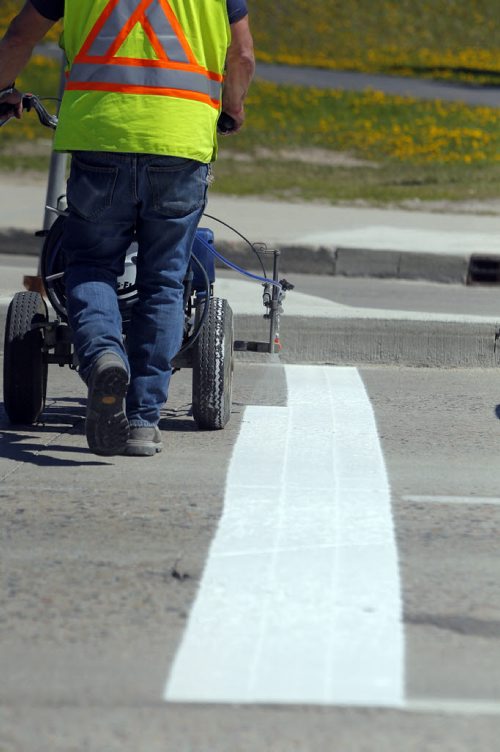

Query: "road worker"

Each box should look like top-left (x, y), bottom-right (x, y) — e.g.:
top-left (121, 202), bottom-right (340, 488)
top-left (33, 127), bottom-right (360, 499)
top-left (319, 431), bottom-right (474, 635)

top-left (0, 0), bottom-right (255, 456)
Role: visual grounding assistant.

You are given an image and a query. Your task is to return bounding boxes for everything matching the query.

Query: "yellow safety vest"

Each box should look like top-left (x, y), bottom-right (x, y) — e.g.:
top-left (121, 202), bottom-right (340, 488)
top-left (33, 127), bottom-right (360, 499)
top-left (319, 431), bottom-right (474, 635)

top-left (54, 0), bottom-right (230, 162)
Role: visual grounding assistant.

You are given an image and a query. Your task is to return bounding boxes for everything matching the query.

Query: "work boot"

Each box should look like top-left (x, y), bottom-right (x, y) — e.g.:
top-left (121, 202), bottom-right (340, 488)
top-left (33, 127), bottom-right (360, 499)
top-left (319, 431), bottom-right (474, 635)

top-left (122, 425), bottom-right (163, 456)
top-left (85, 352), bottom-right (129, 456)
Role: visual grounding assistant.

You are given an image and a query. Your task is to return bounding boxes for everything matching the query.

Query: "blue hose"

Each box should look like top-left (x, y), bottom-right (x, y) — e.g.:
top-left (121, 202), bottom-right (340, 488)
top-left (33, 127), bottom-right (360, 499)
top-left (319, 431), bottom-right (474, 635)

top-left (196, 234), bottom-right (283, 291)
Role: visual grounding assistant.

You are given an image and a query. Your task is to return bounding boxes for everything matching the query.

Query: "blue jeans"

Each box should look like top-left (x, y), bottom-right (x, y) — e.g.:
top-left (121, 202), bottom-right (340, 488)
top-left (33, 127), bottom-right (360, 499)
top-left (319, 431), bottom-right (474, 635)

top-left (62, 151), bottom-right (209, 426)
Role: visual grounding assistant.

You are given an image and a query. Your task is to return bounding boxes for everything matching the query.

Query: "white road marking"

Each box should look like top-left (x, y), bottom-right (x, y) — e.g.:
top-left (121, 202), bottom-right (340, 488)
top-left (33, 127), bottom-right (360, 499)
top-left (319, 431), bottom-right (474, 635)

top-left (164, 365), bottom-right (404, 706)
top-left (403, 495), bottom-right (500, 506)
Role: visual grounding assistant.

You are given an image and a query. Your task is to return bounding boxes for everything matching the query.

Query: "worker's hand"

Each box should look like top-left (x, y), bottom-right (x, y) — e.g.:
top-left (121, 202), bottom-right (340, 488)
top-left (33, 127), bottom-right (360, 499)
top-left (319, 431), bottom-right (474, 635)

top-left (217, 109), bottom-right (245, 135)
top-left (218, 106), bottom-right (245, 135)
top-left (0, 88), bottom-right (23, 125)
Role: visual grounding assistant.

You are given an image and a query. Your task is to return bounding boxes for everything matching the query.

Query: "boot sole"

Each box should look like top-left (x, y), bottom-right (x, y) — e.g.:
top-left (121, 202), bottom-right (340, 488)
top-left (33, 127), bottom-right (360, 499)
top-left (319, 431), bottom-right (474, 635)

top-left (86, 364), bottom-right (129, 456)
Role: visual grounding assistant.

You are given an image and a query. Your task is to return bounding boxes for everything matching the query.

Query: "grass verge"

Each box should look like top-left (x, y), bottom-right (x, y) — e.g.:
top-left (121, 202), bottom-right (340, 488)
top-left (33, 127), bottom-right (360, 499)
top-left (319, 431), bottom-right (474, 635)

top-left (213, 155), bottom-right (500, 206)
top-left (248, 0), bottom-right (500, 85)
top-left (213, 80), bottom-right (500, 206)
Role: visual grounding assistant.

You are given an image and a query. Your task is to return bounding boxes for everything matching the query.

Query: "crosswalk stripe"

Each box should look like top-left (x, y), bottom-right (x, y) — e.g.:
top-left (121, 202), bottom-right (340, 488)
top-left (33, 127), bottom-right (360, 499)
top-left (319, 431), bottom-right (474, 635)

top-left (164, 365), bottom-right (404, 706)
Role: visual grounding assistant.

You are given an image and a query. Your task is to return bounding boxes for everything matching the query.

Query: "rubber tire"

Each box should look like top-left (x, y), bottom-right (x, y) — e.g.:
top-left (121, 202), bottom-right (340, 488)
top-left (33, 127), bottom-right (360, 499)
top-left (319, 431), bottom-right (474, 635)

top-left (3, 291), bottom-right (48, 425)
top-left (192, 297), bottom-right (233, 430)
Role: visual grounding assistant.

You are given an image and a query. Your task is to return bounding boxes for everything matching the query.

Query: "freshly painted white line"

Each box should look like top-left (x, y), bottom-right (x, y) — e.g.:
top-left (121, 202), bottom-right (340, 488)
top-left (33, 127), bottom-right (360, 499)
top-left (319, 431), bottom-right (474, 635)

top-left (322, 367), bottom-right (404, 707)
top-left (164, 365), bottom-right (404, 706)
top-left (403, 495), bottom-right (500, 506)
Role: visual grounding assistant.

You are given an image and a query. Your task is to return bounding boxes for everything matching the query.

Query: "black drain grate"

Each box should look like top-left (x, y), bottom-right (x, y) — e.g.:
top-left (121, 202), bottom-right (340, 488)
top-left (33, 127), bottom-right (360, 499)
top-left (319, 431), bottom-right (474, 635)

top-left (468, 255), bottom-right (500, 284)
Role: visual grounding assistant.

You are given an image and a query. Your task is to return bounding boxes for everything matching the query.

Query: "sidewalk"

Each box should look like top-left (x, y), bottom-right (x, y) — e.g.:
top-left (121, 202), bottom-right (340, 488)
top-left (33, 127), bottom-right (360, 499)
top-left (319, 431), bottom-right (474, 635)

top-left (1, 181), bottom-right (499, 283)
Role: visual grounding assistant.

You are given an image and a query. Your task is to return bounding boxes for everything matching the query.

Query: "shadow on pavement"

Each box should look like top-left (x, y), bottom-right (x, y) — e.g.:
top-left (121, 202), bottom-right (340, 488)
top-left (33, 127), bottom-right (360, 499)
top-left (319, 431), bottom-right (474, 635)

top-left (0, 400), bottom-right (109, 467)
top-left (0, 431), bottom-right (110, 467)
top-left (0, 400), bottom-right (210, 465)
top-left (159, 404), bottom-right (198, 433)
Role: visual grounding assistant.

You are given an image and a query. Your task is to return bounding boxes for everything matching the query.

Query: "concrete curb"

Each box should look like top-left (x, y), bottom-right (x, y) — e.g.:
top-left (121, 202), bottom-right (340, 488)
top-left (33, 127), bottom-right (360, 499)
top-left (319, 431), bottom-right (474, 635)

top-left (1, 229), bottom-right (494, 285)
top-left (234, 314), bottom-right (500, 368)
top-left (212, 240), bottom-right (472, 284)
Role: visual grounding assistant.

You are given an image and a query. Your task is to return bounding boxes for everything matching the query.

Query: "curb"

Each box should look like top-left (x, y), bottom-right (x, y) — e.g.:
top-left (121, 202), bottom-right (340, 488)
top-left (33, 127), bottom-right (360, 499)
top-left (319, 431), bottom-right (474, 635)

top-left (234, 314), bottom-right (500, 369)
top-left (1, 229), bottom-right (494, 285)
top-left (215, 240), bottom-right (472, 284)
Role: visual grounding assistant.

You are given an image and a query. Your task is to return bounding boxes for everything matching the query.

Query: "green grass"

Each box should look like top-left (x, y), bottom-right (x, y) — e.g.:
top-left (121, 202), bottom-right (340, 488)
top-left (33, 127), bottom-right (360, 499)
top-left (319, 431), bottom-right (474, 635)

top-left (17, 55), bottom-right (61, 98)
top-left (229, 82), bottom-right (500, 163)
top-left (248, 0), bottom-right (500, 84)
top-left (0, 152), bottom-right (51, 172)
top-left (212, 80), bottom-right (500, 205)
top-left (213, 155), bottom-right (500, 205)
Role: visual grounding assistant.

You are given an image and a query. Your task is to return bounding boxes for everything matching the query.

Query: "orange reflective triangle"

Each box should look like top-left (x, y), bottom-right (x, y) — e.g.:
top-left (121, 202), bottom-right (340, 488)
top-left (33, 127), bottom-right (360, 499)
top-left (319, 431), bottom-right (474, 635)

top-left (67, 0), bottom-right (223, 109)
top-left (75, 0), bottom-right (199, 68)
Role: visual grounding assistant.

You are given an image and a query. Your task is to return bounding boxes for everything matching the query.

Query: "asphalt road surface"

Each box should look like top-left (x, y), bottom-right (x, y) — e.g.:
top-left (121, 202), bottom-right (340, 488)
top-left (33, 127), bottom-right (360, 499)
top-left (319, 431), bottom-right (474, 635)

top-left (2, 270), bottom-right (500, 750)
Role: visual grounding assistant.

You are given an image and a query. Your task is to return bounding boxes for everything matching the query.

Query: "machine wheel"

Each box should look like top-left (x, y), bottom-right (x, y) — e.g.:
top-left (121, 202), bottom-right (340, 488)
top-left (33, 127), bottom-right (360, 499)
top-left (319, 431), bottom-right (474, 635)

top-left (3, 291), bottom-right (48, 424)
top-left (192, 297), bottom-right (233, 430)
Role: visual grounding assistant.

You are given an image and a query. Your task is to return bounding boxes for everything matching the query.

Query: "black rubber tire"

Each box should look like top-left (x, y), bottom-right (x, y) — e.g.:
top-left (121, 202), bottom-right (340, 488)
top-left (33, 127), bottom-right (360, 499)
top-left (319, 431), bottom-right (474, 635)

top-left (3, 291), bottom-right (48, 424)
top-left (192, 297), bottom-right (233, 430)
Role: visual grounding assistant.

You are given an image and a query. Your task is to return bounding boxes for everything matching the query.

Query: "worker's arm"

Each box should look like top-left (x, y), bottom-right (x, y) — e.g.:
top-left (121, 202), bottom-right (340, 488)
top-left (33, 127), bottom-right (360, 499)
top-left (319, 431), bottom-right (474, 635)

top-left (0, 1), bottom-right (56, 118)
top-left (222, 15), bottom-right (255, 132)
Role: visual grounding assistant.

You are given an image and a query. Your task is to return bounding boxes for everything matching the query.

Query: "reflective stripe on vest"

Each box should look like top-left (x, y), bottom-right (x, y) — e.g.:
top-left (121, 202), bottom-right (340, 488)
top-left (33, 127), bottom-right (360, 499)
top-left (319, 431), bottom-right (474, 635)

top-left (66, 0), bottom-right (223, 108)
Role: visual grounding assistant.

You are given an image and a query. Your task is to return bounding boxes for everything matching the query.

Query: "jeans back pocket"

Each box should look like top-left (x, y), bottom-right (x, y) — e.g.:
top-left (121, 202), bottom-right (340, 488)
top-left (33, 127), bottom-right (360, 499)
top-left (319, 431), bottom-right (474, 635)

top-left (67, 153), bottom-right (119, 221)
top-left (146, 158), bottom-right (208, 219)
